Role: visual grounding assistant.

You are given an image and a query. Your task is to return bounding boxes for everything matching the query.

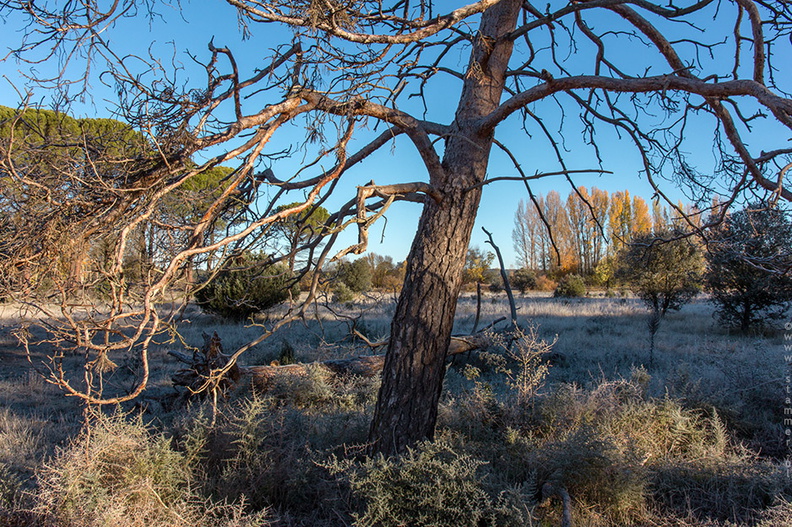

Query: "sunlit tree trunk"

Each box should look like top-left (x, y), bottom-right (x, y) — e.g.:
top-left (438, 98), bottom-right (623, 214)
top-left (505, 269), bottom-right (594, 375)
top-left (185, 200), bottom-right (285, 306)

top-left (368, 0), bottom-right (521, 456)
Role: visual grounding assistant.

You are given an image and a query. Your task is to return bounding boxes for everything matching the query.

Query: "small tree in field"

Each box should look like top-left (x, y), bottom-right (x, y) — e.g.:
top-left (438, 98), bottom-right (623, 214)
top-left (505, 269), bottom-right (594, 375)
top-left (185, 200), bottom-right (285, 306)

top-left (705, 205), bottom-right (792, 332)
top-left (618, 230), bottom-right (704, 364)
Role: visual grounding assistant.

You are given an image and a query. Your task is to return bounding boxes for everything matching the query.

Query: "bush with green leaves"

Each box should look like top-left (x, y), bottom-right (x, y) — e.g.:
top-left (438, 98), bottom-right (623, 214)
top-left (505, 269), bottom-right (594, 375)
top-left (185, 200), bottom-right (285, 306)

top-left (194, 255), bottom-right (299, 321)
top-left (335, 258), bottom-right (373, 293)
top-left (705, 204), bottom-right (792, 332)
top-left (332, 282), bottom-right (356, 303)
top-left (553, 274), bottom-right (586, 298)
top-left (510, 268), bottom-right (537, 293)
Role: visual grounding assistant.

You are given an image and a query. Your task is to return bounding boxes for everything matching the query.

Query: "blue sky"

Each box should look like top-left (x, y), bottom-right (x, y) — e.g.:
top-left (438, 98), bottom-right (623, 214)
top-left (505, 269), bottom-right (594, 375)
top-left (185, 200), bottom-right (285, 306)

top-left (2, 1), bottom-right (790, 267)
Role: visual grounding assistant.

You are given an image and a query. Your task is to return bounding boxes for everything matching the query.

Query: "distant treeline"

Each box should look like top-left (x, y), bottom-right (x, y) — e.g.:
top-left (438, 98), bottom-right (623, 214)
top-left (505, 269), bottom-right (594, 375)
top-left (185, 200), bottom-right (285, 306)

top-left (512, 187), bottom-right (708, 277)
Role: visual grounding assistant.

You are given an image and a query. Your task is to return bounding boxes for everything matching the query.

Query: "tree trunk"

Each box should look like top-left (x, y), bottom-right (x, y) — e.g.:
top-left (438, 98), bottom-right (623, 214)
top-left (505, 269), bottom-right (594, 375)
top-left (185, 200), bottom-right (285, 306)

top-left (473, 281), bottom-right (483, 333)
top-left (368, 0), bottom-right (521, 456)
top-left (741, 301), bottom-right (752, 333)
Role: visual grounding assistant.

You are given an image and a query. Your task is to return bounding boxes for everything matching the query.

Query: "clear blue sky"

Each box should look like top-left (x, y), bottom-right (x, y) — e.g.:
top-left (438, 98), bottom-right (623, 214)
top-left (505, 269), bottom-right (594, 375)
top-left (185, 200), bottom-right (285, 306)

top-left (2, 1), bottom-right (789, 267)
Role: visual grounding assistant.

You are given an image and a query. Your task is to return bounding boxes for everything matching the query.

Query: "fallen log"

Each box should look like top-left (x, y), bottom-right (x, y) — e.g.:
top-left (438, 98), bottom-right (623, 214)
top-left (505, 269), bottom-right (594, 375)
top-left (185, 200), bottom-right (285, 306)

top-left (169, 330), bottom-right (495, 392)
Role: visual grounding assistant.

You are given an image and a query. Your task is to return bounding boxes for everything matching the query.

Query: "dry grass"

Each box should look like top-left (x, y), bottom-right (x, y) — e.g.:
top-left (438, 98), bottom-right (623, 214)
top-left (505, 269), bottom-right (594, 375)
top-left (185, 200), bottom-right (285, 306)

top-left (0, 292), bottom-right (789, 526)
top-left (32, 410), bottom-right (270, 527)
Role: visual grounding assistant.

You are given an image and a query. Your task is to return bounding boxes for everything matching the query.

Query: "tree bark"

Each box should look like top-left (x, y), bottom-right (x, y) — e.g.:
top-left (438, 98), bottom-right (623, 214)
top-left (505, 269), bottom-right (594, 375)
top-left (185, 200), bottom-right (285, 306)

top-left (368, 0), bottom-right (522, 456)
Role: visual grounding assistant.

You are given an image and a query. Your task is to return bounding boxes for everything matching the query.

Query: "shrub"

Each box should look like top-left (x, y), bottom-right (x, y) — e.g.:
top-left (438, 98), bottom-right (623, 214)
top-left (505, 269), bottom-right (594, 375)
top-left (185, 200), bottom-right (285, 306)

top-left (531, 429), bottom-right (648, 525)
top-left (332, 282), bottom-right (356, 303)
top-left (488, 281), bottom-right (504, 293)
top-left (0, 407), bottom-right (45, 516)
top-left (651, 459), bottom-right (789, 524)
top-left (501, 326), bottom-right (554, 405)
top-left (0, 463), bottom-right (22, 509)
top-left (35, 411), bottom-right (268, 527)
top-left (178, 376), bottom-right (376, 519)
top-left (534, 275), bottom-right (557, 292)
top-left (439, 364), bottom-right (781, 526)
top-left (277, 340), bottom-right (296, 365)
top-left (336, 258), bottom-right (373, 293)
top-left (333, 436), bottom-right (533, 527)
top-left (553, 274), bottom-right (586, 297)
top-left (705, 204), bottom-right (792, 332)
top-left (757, 499), bottom-right (792, 527)
top-left (194, 255), bottom-right (299, 321)
top-left (510, 268), bottom-right (536, 293)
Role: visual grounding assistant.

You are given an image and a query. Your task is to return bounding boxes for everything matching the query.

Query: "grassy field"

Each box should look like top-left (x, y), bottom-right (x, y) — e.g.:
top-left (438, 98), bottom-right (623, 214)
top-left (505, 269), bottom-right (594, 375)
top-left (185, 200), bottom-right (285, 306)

top-left (0, 292), bottom-right (790, 526)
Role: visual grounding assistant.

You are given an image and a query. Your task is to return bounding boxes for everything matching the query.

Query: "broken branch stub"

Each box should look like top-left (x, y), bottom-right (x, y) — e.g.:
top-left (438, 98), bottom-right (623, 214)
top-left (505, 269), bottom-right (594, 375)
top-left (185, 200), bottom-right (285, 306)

top-left (170, 332), bottom-right (241, 395)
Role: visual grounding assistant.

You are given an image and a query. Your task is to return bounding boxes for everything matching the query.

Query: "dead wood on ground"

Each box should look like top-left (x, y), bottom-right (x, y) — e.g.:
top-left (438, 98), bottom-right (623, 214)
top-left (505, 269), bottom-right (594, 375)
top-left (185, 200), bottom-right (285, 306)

top-left (169, 328), bottom-right (498, 393)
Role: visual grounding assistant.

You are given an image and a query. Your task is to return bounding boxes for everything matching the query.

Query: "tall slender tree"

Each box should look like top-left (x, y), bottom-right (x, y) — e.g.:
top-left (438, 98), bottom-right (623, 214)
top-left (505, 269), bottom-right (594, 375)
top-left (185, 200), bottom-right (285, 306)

top-left (632, 196), bottom-right (653, 236)
top-left (513, 199), bottom-right (541, 269)
top-left (542, 190), bottom-right (574, 272)
top-left (652, 198), bottom-right (670, 234)
top-left (589, 188), bottom-right (610, 272)
top-left (609, 191), bottom-right (634, 251)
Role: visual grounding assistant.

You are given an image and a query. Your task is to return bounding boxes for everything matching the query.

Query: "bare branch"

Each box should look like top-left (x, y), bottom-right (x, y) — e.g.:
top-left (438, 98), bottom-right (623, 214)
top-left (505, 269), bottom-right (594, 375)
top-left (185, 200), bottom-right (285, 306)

top-left (228, 0), bottom-right (504, 44)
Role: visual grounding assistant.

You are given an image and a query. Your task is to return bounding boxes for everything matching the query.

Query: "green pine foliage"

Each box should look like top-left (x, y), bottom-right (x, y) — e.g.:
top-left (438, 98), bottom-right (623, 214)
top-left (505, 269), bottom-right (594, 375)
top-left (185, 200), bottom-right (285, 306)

top-left (705, 204), bottom-right (792, 332)
top-left (194, 256), bottom-right (299, 321)
top-left (336, 259), bottom-right (373, 293)
top-left (511, 268), bottom-right (537, 293)
top-left (553, 274), bottom-right (586, 297)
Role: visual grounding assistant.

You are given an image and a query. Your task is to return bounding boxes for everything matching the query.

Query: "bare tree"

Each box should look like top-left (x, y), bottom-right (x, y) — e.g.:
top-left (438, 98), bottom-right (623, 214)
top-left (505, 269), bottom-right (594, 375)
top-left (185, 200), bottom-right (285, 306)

top-left (513, 199), bottom-right (541, 269)
top-left (2, 0), bottom-right (792, 456)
